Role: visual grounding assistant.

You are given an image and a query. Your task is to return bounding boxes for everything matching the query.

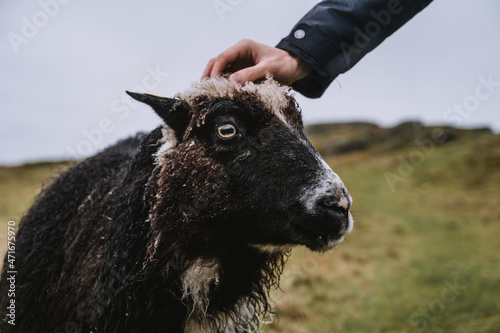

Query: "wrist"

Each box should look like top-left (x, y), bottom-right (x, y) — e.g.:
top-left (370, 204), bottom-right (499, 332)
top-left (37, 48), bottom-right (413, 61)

top-left (286, 52), bottom-right (312, 84)
top-left (295, 55), bottom-right (313, 80)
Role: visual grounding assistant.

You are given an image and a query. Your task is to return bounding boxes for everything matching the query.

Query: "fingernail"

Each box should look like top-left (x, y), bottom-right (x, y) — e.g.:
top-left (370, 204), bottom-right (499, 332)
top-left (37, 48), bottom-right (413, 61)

top-left (230, 73), bottom-right (242, 84)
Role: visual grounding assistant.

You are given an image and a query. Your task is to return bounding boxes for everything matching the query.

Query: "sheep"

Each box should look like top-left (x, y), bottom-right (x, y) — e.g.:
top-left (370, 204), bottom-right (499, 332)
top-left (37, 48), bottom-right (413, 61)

top-left (0, 77), bottom-right (353, 333)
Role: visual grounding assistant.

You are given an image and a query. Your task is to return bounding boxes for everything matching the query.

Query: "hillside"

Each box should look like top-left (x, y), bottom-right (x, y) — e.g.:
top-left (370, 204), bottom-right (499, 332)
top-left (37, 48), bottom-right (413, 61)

top-left (273, 122), bottom-right (500, 332)
top-left (0, 122), bottom-right (499, 332)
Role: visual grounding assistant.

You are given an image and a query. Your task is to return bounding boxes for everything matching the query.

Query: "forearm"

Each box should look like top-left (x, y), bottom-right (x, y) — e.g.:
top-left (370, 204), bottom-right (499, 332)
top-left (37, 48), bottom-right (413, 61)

top-left (277, 0), bottom-right (433, 98)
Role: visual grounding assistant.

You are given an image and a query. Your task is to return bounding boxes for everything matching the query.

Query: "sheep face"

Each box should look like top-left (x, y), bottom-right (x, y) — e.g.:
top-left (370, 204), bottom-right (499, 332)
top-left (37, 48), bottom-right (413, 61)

top-left (128, 78), bottom-right (353, 252)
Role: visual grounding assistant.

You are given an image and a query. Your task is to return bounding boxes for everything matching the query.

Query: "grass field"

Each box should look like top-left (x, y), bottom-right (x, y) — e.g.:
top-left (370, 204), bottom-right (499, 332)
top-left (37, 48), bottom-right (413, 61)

top-left (0, 123), bottom-right (499, 332)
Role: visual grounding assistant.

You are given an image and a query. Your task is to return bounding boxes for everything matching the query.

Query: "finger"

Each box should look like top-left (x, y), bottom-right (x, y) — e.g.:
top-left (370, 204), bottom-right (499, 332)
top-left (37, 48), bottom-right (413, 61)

top-left (230, 63), bottom-right (268, 85)
top-left (210, 56), bottom-right (230, 78)
top-left (201, 58), bottom-right (216, 79)
top-left (209, 40), bottom-right (255, 78)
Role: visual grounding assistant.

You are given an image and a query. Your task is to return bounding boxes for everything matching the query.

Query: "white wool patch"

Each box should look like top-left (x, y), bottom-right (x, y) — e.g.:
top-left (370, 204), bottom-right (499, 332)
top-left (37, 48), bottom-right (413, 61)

top-left (181, 258), bottom-right (271, 332)
top-left (176, 76), bottom-right (293, 127)
top-left (181, 258), bottom-right (220, 317)
top-left (154, 125), bottom-right (177, 164)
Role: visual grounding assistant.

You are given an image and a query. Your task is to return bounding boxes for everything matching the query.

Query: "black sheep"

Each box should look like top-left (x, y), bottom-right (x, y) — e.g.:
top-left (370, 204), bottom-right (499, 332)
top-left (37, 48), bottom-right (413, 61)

top-left (0, 77), bottom-right (353, 333)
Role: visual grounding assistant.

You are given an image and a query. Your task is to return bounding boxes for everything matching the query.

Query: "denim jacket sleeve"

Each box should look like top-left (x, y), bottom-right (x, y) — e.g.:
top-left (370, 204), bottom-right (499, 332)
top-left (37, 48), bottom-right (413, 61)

top-left (276, 0), bottom-right (433, 98)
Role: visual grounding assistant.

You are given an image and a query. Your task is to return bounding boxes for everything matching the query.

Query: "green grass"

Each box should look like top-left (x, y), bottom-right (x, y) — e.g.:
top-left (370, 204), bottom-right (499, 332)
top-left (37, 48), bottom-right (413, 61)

top-left (0, 126), bottom-right (499, 332)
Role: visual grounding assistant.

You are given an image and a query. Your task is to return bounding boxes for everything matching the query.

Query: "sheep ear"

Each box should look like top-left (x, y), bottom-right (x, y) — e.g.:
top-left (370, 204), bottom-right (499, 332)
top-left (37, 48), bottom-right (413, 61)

top-left (126, 91), bottom-right (191, 139)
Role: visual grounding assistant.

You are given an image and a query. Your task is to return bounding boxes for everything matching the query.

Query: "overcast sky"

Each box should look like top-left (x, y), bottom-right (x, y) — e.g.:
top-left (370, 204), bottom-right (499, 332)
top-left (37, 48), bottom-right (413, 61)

top-left (1, 0), bottom-right (499, 165)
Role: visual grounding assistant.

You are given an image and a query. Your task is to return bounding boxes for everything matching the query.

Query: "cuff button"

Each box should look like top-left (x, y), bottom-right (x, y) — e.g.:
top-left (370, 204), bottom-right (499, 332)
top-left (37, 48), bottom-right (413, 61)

top-left (294, 29), bottom-right (305, 39)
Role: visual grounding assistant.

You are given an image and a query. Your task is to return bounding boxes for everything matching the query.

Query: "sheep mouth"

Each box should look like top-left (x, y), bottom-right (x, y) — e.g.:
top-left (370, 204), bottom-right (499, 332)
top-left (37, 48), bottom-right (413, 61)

top-left (283, 202), bottom-right (352, 252)
top-left (290, 222), bottom-right (348, 252)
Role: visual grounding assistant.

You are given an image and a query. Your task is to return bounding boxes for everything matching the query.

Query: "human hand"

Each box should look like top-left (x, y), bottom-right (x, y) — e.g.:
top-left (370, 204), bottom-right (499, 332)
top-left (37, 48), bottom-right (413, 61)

top-left (202, 39), bottom-right (312, 86)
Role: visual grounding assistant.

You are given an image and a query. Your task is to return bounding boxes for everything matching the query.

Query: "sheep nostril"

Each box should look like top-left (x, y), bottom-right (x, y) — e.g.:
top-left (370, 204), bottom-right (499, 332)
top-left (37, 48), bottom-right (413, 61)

top-left (321, 196), bottom-right (337, 208)
top-left (319, 195), bottom-right (350, 217)
top-left (320, 195), bottom-right (339, 206)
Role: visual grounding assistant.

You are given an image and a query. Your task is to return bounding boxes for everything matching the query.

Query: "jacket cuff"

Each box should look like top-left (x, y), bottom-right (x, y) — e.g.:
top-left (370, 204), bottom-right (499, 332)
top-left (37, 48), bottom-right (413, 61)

top-left (276, 23), bottom-right (347, 98)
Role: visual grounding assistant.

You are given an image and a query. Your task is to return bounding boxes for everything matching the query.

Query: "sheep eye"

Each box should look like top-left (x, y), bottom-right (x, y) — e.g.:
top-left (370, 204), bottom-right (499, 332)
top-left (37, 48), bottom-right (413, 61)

top-left (217, 124), bottom-right (237, 139)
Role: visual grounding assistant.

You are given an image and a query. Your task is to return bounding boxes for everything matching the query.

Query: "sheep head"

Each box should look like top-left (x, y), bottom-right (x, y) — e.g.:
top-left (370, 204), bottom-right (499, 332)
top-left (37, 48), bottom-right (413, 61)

top-left (127, 77), bottom-right (353, 253)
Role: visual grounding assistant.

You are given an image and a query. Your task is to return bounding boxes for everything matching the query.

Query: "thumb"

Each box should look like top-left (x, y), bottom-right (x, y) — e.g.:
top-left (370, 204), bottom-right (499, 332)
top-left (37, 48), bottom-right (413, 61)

top-left (230, 64), bottom-right (268, 85)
